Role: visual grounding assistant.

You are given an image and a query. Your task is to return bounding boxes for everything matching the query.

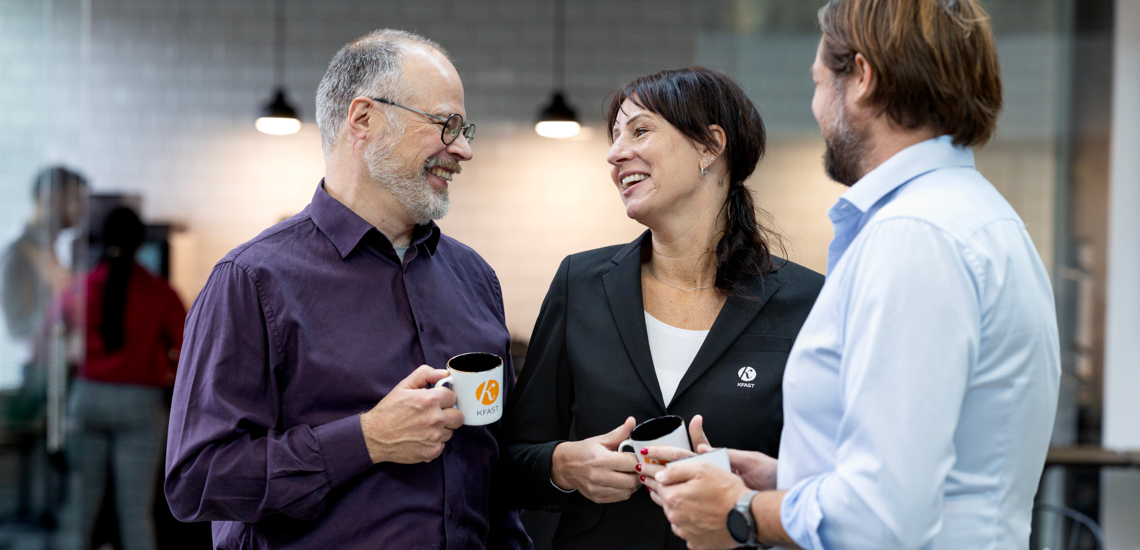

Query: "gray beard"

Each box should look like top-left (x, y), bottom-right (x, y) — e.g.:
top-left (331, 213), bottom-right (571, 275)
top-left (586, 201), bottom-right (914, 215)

top-left (822, 89), bottom-right (870, 187)
top-left (364, 137), bottom-right (450, 225)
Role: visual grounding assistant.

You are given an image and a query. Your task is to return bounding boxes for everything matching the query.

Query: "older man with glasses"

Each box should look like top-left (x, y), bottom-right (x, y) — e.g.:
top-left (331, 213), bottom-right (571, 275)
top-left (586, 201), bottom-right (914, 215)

top-left (165, 29), bottom-right (530, 550)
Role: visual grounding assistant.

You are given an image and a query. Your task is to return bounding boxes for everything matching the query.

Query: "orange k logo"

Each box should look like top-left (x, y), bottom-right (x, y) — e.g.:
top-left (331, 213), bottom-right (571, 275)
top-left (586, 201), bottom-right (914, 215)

top-left (475, 380), bottom-right (499, 405)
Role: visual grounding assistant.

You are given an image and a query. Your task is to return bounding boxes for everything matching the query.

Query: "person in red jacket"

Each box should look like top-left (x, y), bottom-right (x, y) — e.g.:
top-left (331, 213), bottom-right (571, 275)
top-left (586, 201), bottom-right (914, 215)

top-left (56, 206), bottom-right (186, 550)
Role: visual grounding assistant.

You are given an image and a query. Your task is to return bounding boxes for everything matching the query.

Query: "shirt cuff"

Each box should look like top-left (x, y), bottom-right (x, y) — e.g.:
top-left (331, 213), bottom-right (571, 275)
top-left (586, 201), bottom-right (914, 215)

top-left (550, 478), bottom-right (577, 493)
top-left (312, 415), bottom-right (373, 489)
top-left (780, 474), bottom-right (827, 550)
top-left (538, 441), bottom-right (591, 511)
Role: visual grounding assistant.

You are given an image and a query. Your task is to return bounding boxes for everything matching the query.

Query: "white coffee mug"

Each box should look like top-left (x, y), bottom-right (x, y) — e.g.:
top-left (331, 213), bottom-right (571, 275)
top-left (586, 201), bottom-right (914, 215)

top-left (438, 352), bottom-right (504, 426)
top-left (618, 415), bottom-right (692, 465)
top-left (666, 446), bottom-right (731, 472)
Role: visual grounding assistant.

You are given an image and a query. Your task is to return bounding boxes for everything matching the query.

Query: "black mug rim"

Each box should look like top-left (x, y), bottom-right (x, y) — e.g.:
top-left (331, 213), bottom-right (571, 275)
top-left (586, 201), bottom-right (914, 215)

top-left (630, 415), bottom-right (685, 441)
top-left (446, 352), bottom-right (503, 374)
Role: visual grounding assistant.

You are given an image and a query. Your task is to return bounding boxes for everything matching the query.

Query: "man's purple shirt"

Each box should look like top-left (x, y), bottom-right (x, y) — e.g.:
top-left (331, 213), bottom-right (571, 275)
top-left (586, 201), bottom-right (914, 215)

top-left (165, 183), bottom-right (530, 549)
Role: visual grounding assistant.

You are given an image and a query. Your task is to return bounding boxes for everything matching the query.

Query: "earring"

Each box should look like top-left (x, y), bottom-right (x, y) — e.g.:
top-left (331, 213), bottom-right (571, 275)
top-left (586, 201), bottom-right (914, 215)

top-left (700, 157), bottom-right (714, 176)
top-left (701, 165), bottom-right (707, 176)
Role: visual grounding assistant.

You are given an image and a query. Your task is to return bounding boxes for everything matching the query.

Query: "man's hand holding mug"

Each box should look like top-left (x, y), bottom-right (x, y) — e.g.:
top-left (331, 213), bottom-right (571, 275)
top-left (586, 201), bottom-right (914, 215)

top-left (360, 365), bottom-right (464, 464)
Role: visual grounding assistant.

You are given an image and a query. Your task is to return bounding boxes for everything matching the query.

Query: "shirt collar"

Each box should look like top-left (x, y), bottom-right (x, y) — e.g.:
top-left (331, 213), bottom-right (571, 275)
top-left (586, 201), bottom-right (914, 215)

top-left (836, 135), bottom-right (975, 216)
top-left (309, 180), bottom-right (441, 259)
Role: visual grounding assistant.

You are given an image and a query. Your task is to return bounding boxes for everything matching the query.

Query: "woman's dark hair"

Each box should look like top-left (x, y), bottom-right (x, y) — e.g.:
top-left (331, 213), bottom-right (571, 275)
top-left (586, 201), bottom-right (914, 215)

top-left (100, 207), bottom-right (144, 353)
top-left (604, 66), bottom-right (781, 295)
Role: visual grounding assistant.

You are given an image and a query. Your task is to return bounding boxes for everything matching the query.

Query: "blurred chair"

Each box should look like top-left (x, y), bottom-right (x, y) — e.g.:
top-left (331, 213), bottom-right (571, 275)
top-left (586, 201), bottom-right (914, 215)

top-left (1031, 502), bottom-right (1104, 550)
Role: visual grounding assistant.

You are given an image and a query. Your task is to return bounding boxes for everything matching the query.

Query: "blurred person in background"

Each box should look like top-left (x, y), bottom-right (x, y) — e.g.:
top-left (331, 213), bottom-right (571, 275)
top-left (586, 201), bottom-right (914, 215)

top-left (55, 206), bottom-right (186, 550)
top-left (499, 67), bottom-right (824, 549)
top-left (0, 166), bottom-right (86, 528)
top-left (643, 1), bottom-right (1061, 548)
top-left (1, 167), bottom-right (87, 425)
top-left (165, 29), bottom-right (529, 550)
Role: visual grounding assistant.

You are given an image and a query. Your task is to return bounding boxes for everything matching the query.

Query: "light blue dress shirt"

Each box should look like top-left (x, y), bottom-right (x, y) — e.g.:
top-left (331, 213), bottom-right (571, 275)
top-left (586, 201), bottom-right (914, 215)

top-left (777, 136), bottom-right (1061, 550)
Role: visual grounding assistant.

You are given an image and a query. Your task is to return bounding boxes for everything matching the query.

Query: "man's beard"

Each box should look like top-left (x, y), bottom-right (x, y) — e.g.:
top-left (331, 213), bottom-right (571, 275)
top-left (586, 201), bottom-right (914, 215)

top-left (822, 84), bottom-right (870, 187)
top-left (364, 136), bottom-right (453, 225)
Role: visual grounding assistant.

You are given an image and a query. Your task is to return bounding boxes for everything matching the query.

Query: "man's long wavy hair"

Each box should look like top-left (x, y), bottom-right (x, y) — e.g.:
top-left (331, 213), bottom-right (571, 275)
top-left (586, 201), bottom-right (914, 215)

top-left (818, 0), bottom-right (1003, 147)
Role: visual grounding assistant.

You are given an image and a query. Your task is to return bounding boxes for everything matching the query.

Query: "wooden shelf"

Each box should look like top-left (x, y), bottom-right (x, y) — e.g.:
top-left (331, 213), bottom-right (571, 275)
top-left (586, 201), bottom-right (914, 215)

top-left (1046, 445), bottom-right (1140, 468)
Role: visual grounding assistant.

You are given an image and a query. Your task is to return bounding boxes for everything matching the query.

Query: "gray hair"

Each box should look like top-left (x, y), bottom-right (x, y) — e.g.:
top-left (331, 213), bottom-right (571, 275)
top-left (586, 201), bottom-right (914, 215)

top-left (315, 30), bottom-right (451, 156)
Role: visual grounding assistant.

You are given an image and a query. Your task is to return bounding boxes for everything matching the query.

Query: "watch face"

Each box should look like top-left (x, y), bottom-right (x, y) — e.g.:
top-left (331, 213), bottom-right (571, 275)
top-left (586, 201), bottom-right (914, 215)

top-left (727, 509), bottom-right (750, 543)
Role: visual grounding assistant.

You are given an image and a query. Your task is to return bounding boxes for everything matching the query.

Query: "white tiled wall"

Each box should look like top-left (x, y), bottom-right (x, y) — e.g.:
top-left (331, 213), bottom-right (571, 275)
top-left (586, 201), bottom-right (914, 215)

top-left (2, 0), bottom-right (703, 344)
top-left (1, 0), bottom-right (1062, 349)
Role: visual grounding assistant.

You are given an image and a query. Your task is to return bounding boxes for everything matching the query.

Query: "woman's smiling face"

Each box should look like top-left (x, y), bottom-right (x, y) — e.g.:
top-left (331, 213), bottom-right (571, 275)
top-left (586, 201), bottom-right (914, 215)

top-left (607, 99), bottom-right (708, 224)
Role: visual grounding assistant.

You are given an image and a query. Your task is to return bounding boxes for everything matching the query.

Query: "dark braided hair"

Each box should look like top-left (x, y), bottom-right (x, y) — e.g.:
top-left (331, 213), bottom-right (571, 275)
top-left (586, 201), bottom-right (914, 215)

top-left (605, 67), bottom-right (782, 295)
top-left (100, 207), bottom-right (144, 353)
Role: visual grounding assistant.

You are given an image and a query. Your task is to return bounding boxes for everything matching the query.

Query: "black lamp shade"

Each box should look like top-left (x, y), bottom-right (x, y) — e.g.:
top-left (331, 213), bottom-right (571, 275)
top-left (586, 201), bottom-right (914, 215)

top-left (256, 87), bottom-right (301, 135)
top-left (260, 88), bottom-right (298, 119)
top-left (536, 91), bottom-right (581, 138)
top-left (538, 92), bottom-right (577, 123)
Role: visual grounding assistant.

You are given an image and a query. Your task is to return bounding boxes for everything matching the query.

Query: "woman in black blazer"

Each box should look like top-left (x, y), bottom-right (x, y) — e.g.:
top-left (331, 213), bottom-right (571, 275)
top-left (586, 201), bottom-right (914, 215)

top-left (500, 67), bottom-right (823, 550)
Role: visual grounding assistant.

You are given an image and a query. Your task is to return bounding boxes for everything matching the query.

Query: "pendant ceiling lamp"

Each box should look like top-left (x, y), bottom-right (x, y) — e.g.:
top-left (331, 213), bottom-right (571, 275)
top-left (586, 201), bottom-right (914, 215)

top-left (535, 0), bottom-right (580, 139)
top-left (256, 0), bottom-right (300, 135)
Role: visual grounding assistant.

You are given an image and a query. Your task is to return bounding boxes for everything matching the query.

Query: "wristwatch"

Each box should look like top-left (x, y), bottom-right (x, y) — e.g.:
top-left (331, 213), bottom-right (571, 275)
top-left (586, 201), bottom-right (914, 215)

top-left (726, 489), bottom-right (762, 547)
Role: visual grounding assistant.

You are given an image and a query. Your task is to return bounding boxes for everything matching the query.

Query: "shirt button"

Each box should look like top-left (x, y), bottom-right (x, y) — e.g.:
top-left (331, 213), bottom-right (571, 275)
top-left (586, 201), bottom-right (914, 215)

top-left (446, 443), bottom-right (452, 452)
top-left (448, 510), bottom-right (454, 519)
top-left (418, 323), bottom-right (425, 332)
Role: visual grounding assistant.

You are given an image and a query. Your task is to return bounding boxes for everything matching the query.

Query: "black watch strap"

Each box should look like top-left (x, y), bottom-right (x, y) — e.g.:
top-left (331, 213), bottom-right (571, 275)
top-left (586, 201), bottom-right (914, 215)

top-left (727, 489), bottom-right (761, 547)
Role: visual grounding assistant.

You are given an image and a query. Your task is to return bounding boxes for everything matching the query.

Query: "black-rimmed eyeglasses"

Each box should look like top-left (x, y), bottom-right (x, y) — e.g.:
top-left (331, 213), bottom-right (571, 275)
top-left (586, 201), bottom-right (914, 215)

top-left (371, 97), bottom-right (475, 145)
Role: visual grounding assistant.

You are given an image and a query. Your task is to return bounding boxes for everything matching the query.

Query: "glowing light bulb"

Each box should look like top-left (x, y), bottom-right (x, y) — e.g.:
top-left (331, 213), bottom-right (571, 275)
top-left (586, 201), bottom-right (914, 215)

top-left (256, 117), bottom-right (301, 135)
top-left (535, 120), bottom-right (581, 139)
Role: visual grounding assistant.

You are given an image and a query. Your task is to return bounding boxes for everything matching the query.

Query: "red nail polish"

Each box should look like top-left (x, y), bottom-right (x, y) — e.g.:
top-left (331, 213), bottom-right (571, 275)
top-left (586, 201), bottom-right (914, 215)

top-left (635, 464), bottom-right (641, 472)
top-left (640, 448), bottom-right (648, 455)
top-left (640, 475), bottom-right (645, 482)
top-left (647, 487), bottom-right (652, 493)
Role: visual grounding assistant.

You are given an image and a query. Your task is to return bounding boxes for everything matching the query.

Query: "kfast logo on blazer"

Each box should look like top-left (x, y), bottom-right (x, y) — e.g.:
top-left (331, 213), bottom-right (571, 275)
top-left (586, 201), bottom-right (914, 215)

top-left (737, 366), bottom-right (757, 388)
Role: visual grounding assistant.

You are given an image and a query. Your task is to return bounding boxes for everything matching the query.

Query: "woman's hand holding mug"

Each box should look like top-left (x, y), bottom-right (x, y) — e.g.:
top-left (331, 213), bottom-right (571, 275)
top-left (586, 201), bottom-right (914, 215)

top-left (550, 417), bottom-right (641, 504)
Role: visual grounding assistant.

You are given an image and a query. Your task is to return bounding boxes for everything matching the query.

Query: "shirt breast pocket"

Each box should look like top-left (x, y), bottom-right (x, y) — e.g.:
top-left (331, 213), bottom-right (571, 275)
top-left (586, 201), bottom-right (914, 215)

top-left (729, 335), bottom-right (794, 353)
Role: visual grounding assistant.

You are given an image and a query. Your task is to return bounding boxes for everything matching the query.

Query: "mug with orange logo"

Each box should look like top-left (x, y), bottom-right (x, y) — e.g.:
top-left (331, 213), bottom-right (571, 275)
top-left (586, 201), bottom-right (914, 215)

top-left (438, 352), bottom-right (504, 426)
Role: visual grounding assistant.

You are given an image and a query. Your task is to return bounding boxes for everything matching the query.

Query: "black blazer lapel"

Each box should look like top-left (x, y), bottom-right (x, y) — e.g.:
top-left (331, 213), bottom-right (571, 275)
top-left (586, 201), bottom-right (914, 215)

top-left (669, 271), bottom-right (780, 406)
top-left (601, 231), bottom-right (667, 412)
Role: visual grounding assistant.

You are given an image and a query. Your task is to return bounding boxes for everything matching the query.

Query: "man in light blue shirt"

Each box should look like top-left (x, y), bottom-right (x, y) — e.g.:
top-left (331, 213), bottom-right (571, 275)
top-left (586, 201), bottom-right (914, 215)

top-left (642, 0), bottom-right (1061, 548)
